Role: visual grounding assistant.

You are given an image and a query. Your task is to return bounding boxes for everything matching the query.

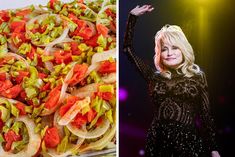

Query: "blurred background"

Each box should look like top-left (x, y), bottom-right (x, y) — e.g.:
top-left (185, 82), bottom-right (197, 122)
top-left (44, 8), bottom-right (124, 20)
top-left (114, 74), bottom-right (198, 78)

top-left (119, 0), bottom-right (235, 156)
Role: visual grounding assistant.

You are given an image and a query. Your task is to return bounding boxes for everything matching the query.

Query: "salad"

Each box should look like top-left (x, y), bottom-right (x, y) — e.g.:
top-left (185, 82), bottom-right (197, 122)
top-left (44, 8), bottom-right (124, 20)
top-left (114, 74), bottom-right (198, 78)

top-left (0, 0), bottom-right (116, 156)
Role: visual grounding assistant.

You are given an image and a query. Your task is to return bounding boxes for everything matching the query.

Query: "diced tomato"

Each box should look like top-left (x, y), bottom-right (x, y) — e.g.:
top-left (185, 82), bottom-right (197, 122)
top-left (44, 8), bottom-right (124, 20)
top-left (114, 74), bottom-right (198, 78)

top-left (71, 113), bottom-right (87, 129)
top-left (26, 46), bottom-right (35, 60)
top-left (0, 80), bottom-right (13, 93)
top-left (85, 34), bottom-right (99, 47)
top-left (70, 42), bottom-right (81, 55)
top-left (87, 109), bottom-right (97, 122)
top-left (110, 21), bottom-right (116, 32)
top-left (77, 27), bottom-right (93, 40)
top-left (44, 85), bottom-right (61, 109)
top-left (19, 91), bottom-right (27, 102)
top-left (10, 21), bottom-right (25, 33)
top-left (15, 9), bottom-right (32, 17)
top-left (59, 96), bottom-right (79, 117)
top-left (38, 73), bottom-right (48, 79)
top-left (0, 84), bottom-right (22, 99)
top-left (44, 127), bottom-right (60, 148)
top-left (14, 71), bottom-right (29, 84)
top-left (98, 60), bottom-right (116, 74)
top-left (97, 92), bottom-right (113, 101)
top-left (96, 24), bottom-right (109, 37)
top-left (67, 64), bottom-right (88, 86)
top-left (0, 73), bottom-right (6, 81)
top-left (49, 0), bottom-right (59, 9)
top-left (11, 32), bottom-right (27, 48)
top-left (54, 50), bottom-right (72, 64)
top-left (40, 82), bottom-right (51, 92)
top-left (15, 102), bottom-right (26, 115)
top-left (0, 10), bottom-right (10, 23)
top-left (4, 130), bottom-right (22, 151)
top-left (105, 8), bottom-right (116, 19)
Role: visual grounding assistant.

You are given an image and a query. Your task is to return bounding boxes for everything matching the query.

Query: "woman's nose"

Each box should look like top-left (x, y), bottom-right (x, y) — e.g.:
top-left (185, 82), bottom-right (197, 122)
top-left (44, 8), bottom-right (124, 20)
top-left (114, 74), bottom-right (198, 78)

top-left (167, 49), bottom-right (173, 56)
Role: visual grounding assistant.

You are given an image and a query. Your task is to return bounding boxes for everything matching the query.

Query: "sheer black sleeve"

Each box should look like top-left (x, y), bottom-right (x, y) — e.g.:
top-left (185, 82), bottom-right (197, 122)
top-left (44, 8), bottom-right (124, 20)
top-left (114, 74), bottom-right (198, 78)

top-left (123, 14), bottom-right (156, 82)
top-left (197, 72), bottom-right (219, 152)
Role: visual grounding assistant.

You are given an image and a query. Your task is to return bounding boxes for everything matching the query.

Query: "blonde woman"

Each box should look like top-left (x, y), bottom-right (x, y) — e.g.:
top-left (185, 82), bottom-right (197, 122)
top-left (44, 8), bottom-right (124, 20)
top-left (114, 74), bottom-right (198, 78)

top-left (123, 5), bottom-right (221, 157)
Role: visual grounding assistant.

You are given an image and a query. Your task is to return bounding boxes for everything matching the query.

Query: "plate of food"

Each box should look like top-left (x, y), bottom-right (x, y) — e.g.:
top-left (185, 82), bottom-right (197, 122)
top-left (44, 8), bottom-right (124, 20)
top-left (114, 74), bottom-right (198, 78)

top-left (0, 0), bottom-right (116, 156)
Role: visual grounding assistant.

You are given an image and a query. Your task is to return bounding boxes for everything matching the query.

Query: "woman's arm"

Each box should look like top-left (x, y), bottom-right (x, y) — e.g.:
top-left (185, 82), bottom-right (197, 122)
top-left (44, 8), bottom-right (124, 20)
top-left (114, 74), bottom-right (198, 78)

top-left (197, 72), bottom-right (221, 157)
top-left (123, 5), bottom-right (156, 82)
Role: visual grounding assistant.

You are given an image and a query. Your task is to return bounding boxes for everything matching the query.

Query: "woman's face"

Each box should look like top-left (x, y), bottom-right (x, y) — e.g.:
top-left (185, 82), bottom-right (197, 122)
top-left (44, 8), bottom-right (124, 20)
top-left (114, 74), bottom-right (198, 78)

top-left (160, 43), bottom-right (183, 69)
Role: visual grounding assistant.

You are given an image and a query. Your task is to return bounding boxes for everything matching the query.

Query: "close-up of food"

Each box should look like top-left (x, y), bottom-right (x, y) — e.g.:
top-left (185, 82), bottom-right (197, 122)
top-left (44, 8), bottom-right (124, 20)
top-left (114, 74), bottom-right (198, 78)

top-left (0, 0), bottom-right (116, 156)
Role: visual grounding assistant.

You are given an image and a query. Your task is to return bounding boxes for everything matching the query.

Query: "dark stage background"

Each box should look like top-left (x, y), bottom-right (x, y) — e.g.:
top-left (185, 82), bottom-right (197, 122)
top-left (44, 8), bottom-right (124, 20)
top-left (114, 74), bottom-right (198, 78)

top-left (119, 0), bottom-right (235, 156)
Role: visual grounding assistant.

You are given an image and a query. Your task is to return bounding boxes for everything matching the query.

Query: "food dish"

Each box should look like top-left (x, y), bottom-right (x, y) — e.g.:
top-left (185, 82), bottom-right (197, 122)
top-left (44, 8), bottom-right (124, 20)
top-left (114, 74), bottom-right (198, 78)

top-left (0, 0), bottom-right (116, 156)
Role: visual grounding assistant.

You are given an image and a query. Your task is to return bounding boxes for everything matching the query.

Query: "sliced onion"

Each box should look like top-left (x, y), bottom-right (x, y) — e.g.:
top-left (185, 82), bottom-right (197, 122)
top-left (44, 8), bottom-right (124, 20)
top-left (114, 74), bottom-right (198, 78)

top-left (98, 5), bottom-right (116, 17)
top-left (71, 83), bottom-right (98, 99)
top-left (47, 137), bottom-right (85, 157)
top-left (45, 61), bottom-right (54, 72)
top-left (53, 110), bottom-right (64, 138)
top-left (67, 117), bottom-right (110, 139)
top-left (84, 62), bottom-right (100, 78)
top-left (7, 42), bottom-right (18, 53)
top-left (58, 97), bottom-right (90, 126)
top-left (58, 62), bottom-right (77, 104)
top-left (101, 72), bottom-right (116, 83)
top-left (79, 125), bottom-right (116, 152)
top-left (0, 116), bottom-right (41, 157)
top-left (91, 48), bottom-right (116, 64)
top-left (85, 20), bottom-right (96, 36)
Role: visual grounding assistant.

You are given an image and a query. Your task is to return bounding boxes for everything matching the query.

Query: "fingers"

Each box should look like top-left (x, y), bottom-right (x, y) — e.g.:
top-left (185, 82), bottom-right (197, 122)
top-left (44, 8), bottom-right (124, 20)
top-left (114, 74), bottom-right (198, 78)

top-left (130, 4), bottom-right (154, 16)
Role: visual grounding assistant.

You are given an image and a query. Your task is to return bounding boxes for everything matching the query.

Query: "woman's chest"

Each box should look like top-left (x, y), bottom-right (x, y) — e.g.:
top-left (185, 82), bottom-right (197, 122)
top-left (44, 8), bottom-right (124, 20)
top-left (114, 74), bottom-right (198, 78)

top-left (149, 77), bottom-right (200, 99)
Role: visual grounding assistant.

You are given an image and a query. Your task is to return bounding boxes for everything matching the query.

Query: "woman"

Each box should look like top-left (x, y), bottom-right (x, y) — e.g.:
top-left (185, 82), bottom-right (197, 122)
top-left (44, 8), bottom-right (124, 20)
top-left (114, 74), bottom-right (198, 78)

top-left (123, 5), bottom-right (221, 157)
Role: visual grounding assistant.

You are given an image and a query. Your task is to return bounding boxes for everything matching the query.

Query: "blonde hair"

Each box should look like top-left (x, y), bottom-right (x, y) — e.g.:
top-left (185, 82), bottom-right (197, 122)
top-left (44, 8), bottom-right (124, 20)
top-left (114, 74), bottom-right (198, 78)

top-left (154, 24), bottom-right (201, 79)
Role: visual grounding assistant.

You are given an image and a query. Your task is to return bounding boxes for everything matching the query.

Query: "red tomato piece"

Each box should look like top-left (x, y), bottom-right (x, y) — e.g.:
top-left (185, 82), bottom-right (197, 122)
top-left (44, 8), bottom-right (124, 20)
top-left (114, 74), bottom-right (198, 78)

top-left (4, 130), bottom-right (22, 151)
top-left (44, 127), bottom-right (60, 148)
top-left (71, 113), bottom-right (87, 129)
top-left (87, 109), bottom-right (97, 123)
top-left (67, 64), bottom-right (88, 86)
top-left (0, 84), bottom-right (22, 99)
top-left (15, 102), bottom-right (26, 115)
top-left (96, 24), bottom-right (109, 37)
top-left (44, 85), bottom-right (61, 109)
top-left (0, 80), bottom-right (13, 93)
top-left (98, 60), bottom-right (116, 74)
top-left (54, 51), bottom-right (72, 64)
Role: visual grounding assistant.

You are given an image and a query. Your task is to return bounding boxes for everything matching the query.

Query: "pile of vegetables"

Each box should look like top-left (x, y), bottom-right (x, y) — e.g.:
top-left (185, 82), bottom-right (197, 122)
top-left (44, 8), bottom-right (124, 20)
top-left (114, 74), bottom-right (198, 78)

top-left (0, 0), bottom-right (116, 156)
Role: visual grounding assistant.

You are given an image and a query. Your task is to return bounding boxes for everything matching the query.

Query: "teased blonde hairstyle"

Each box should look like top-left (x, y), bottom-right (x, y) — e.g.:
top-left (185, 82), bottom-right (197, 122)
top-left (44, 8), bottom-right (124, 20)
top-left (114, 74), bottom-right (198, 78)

top-left (154, 24), bottom-right (201, 79)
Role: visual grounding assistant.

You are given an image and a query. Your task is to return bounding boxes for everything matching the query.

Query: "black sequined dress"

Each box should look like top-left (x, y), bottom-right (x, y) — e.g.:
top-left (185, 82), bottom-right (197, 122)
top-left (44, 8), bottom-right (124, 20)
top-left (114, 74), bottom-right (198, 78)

top-left (123, 14), bottom-right (218, 157)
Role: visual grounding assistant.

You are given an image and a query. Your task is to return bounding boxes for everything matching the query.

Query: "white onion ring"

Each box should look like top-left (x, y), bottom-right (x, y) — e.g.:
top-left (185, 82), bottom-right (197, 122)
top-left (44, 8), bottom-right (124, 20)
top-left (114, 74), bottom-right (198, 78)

top-left (7, 43), bottom-right (18, 53)
top-left (67, 117), bottom-right (110, 139)
top-left (53, 110), bottom-right (64, 138)
top-left (58, 97), bottom-right (90, 126)
top-left (91, 48), bottom-right (116, 64)
top-left (79, 125), bottom-right (116, 152)
top-left (101, 72), bottom-right (116, 83)
top-left (71, 83), bottom-right (98, 99)
top-left (0, 116), bottom-right (41, 157)
top-left (84, 62), bottom-right (100, 78)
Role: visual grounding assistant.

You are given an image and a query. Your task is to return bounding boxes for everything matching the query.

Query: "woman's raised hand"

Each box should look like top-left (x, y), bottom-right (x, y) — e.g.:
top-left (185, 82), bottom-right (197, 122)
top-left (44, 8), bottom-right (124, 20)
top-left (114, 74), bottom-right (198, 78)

top-left (130, 5), bottom-right (154, 16)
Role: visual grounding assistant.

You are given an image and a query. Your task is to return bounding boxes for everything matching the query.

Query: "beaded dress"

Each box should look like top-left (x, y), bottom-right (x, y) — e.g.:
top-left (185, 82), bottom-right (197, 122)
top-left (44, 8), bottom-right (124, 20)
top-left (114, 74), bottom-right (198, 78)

top-left (123, 14), bottom-right (218, 157)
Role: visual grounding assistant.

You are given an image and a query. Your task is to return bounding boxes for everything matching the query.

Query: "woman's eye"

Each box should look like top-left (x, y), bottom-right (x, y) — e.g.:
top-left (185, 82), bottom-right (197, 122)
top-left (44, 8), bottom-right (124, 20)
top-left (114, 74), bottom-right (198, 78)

top-left (161, 48), bottom-right (167, 52)
top-left (172, 46), bottom-right (178, 50)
